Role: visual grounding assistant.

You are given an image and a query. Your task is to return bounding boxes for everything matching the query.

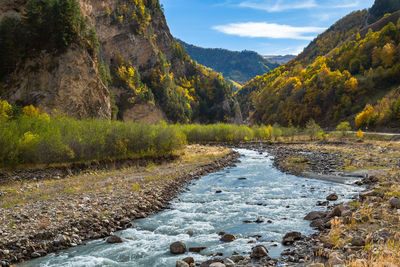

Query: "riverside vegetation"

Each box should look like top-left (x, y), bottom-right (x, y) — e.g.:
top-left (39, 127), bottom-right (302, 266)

top-left (0, 98), bottom-right (337, 168)
top-left (1, 97), bottom-right (394, 168)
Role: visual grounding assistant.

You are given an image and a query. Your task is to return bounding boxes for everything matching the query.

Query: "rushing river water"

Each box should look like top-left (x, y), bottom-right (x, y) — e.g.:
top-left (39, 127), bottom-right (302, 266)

top-left (23, 149), bottom-right (362, 267)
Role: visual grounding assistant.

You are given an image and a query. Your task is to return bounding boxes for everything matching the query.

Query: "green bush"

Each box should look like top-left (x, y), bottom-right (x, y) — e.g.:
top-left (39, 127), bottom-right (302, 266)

top-left (336, 121), bottom-right (351, 137)
top-left (305, 119), bottom-right (324, 140)
top-left (0, 116), bottom-right (187, 166)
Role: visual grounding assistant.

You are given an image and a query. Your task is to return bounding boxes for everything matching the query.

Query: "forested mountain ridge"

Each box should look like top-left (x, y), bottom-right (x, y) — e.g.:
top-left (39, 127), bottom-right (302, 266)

top-left (238, 0), bottom-right (400, 130)
top-left (0, 0), bottom-right (242, 124)
top-left (177, 39), bottom-right (280, 85)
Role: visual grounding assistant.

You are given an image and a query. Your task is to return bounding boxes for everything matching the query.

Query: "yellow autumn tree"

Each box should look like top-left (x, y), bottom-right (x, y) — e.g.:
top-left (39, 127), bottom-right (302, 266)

top-left (0, 98), bottom-right (12, 119)
top-left (355, 104), bottom-right (375, 128)
top-left (22, 105), bottom-right (50, 120)
top-left (344, 77), bottom-right (358, 93)
top-left (381, 42), bottom-right (396, 67)
top-left (357, 129), bottom-right (364, 139)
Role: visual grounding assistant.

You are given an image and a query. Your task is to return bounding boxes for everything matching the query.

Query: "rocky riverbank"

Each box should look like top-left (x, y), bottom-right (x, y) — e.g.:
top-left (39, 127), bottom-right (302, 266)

top-left (264, 140), bottom-right (400, 266)
top-left (0, 145), bottom-right (239, 266)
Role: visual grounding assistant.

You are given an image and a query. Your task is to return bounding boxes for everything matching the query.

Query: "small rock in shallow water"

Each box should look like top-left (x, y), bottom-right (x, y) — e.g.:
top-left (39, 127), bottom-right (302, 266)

top-left (170, 241), bottom-right (187, 254)
top-left (304, 211), bottom-right (327, 221)
top-left (282, 232), bottom-right (302, 245)
top-left (250, 245), bottom-right (269, 258)
top-left (176, 261), bottom-right (189, 267)
top-left (182, 257), bottom-right (194, 264)
top-left (326, 193), bottom-right (338, 201)
top-left (189, 247), bottom-right (207, 253)
top-left (106, 235), bottom-right (123, 244)
top-left (220, 234), bottom-right (235, 242)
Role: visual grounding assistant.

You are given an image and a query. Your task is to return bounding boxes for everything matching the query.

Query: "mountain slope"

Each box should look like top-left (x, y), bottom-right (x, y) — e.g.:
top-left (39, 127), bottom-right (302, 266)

top-left (0, 0), bottom-right (241, 124)
top-left (177, 40), bottom-right (280, 85)
top-left (238, 0), bottom-right (400, 129)
top-left (263, 55), bottom-right (295, 65)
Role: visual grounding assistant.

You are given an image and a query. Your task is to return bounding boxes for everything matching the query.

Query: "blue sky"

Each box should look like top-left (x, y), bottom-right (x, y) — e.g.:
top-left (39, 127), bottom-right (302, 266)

top-left (160, 0), bottom-right (375, 55)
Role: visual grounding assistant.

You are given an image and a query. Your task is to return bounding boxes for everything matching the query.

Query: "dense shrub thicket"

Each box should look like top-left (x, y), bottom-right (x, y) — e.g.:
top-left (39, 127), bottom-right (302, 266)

top-left (0, 102), bottom-right (185, 165)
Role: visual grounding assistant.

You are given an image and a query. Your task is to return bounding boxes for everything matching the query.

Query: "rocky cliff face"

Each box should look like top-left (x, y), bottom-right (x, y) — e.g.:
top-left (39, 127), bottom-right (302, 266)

top-left (0, 0), bottom-right (241, 123)
top-left (5, 44), bottom-right (111, 119)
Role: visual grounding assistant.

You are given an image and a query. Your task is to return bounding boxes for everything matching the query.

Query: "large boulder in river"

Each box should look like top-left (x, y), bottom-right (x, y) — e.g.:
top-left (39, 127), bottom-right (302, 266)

top-left (220, 234), bottom-right (235, 242)
top-left (250, 245), bottom-right (269, 258)
top-left (326, 193), bottom-right (338, 201)
top-left (170, 241), bottom-right (187, 254)
top-left (390, 197), bottom-right (400, 209)
top-left (282, 232), bottom-right (302, 245)
top-left (106, 235), bottom-right (123, 244)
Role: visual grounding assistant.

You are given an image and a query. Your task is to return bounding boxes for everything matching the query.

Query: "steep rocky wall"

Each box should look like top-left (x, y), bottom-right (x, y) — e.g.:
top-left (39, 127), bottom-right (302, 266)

top-left (5, 44), bottom-right (111, 119)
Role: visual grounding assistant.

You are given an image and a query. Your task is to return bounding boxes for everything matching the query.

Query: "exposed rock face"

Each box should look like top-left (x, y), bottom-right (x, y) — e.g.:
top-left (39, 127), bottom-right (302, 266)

top-left (5, 45), bottom-right (111, 119)
top-left (0, 0), bottom-right (26, 21)
top-left (122, 103), bottom-right (167, 123)
top-left (0, 0), bottom-right (241, 123)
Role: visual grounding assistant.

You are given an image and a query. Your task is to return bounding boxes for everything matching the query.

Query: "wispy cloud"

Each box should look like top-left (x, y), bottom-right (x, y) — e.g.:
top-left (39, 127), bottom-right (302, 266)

top-left (238, 0), bottom-right (316, 12)
top-left (332, 1), bottom-right (360, 8)
top-left (213, 22), bottom-right (325, 40)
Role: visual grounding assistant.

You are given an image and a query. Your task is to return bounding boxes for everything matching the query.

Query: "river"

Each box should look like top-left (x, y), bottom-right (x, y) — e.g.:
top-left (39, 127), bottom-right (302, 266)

top-left (22, 149), bottom-right (362, 267)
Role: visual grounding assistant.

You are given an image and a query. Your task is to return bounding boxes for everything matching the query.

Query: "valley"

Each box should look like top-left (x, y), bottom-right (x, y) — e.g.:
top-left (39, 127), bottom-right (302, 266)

top-left (0, 0), bottom-right (400, 266)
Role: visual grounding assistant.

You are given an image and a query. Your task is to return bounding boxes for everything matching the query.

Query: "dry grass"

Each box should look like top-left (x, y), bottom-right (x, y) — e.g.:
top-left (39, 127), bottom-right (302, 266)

top-left (0, 145), bottom-right (231, 209)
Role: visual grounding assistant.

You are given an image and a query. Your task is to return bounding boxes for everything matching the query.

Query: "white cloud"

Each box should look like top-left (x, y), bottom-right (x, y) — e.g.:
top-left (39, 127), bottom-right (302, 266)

top-left (213, 22), bottom-right (325, 40)
top-left (331, 1), bottom-right (360, 8)
top-left (238, 0), bottom-right (316, 12)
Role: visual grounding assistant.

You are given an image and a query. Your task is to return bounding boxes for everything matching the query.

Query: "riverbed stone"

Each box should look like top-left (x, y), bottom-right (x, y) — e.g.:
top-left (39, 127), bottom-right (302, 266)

top-left (106, 235), bottom-right (123, 244)
top-left (176, 260), bottom-right (189, 267)
top-left (182, 257), bottom-right (194, 264)
top-left (200, 259), bottom-right (224, 267)
top-left (220, 234), bottom-right (235, 242)
top-left (327, 193), bottom-right (338, 201)
top-left (306, 264), bottom-right (324, 267)
top-left (189, 247), bottom-right (207, 253)
top-left (209, 263), bottom-right (226, 267)
top-left (304, 211), bottom-right (327, 220)
top-left (310, 219), bottom-right (325, 230)
top-left (170, 241), bottom-right (187, 254)
top-left (351, 237), bottom-right (365, 246)
top-left (250, 245), bottom-right (269, 258)
top-left (282, 231), bottom-right (302, 245)
top-left (329, 205), bottom-right (345, 218)
top-left (390, 197), bottom-right (400, 209)
top-left (224, 258), bottom-right (235, 267)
